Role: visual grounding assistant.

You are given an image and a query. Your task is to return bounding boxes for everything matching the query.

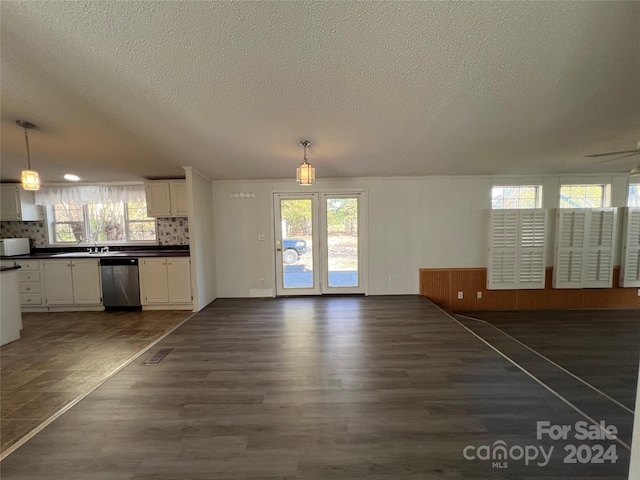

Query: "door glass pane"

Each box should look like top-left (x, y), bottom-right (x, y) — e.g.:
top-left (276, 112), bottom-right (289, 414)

top-left (281, 198), bottom-right (314, 289)
top-left (326, 197), bottom-right (358, 287)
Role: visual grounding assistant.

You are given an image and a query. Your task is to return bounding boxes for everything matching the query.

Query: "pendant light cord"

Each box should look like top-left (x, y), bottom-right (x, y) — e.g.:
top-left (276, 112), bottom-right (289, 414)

top-left (23, 126), bottom-right (31, 170)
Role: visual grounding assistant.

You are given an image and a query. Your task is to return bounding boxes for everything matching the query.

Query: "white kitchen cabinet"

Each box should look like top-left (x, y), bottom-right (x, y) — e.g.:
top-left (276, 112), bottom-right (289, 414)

top-left (167, 258), bottom-right (191, 303)
top-left (70, 260), bottom-right (102, 304)
top-left (140, 258), bottom-right (169, 303)
top-left (42, 259), bottom-right (101, 306)
top-left (145, 180), bottom-right (188, 217)
top-left (169, 181), bottom-right (188, 216)
top-left (0, 259), bottom-right (43, 308)
top-left (42, 261), bottom-right (74, 305)
top-left (0, 184), bottom-right (41, 221)
top-left (140, 257), bottom-right (191, 306)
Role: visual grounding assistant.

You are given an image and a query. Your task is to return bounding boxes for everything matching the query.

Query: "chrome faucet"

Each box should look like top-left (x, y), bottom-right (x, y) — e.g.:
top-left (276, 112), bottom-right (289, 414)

top-left (78, 237), bottom-right (98, 253)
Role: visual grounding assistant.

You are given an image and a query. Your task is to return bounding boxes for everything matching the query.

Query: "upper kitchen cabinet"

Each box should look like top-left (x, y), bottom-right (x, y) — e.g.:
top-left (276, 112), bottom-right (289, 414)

top-left (0, 184), bottom-right (41, 221)
top-left (145, 180), bottom-right (188, 217)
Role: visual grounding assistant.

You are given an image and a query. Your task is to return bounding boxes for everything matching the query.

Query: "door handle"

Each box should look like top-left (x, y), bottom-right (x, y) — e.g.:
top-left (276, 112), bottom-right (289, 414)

top-left (276, 248), bottom-right (281, 252)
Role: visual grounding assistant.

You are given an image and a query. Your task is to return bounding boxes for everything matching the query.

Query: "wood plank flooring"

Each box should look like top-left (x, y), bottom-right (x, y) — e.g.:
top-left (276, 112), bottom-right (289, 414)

top-left (0, 310), bottom-right (192, 455)
top-left (0, 297), bottom-right (633, 479)
top-left (459, 309), bottom-right (640, 410)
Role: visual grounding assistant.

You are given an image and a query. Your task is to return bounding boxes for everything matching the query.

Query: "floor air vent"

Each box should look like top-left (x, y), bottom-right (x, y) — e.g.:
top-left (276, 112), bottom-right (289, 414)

top-left (144, 348), bottom-right (173, 365)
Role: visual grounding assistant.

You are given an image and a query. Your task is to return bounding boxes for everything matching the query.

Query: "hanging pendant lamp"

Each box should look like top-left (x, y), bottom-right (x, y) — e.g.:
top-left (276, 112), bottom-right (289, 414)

top-left (296, 140), bottom-right (315, 186)
top-left (16, 120), bottom-right (40, 191)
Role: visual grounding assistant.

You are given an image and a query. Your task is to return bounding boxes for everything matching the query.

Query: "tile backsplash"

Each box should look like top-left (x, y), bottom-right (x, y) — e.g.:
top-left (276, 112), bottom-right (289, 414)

top-left (156, 217), bottom-right (189, 246)
top-left (1, 217), bottom-right (189, 247)
top-left (0, 221), bottom-right (48, 247)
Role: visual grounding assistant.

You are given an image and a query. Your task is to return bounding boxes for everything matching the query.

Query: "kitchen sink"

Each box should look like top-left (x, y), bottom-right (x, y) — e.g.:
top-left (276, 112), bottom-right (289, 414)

top-left (53, 251), bottom-right (121, 257)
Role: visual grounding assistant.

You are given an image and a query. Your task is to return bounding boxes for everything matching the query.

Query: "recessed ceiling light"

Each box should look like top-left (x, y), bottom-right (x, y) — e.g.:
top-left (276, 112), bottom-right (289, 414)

top-left (64, 174), bottom-right (80, 181)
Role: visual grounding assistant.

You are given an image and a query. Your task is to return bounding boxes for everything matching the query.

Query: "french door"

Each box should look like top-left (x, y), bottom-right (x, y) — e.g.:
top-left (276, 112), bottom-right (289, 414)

top-left (274, 192), bottom-right (364, 296)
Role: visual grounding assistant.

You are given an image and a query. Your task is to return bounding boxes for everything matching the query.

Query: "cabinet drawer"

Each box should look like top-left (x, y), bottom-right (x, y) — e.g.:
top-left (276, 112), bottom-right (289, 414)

top-left (16, 261), bottom-right (39, 271)
top-left (21, 294), bottom-right (42, 305)
top-left (19, 282), bottom-right (41, 294)
top-left (19, 271), bottom-right (40, 282)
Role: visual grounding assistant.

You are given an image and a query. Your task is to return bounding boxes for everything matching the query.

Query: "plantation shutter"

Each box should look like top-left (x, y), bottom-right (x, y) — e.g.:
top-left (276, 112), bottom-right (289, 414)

top-left (553, 208), bottom-right (618, 289)
top-left (553, 209), bottom-right (586, 288)
top-left (488, 211), bottom-right (518, 289)
top-left (488, 209), bottom-right (547, 290)
top-left (620, 207), bottom-right (640, 288)
top-left (583, 208), bottom-right (617, 288)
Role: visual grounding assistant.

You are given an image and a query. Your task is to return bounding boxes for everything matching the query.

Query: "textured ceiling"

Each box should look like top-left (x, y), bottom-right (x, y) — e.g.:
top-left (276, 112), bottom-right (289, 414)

top-left (1, 1), bottom-right (639, 184)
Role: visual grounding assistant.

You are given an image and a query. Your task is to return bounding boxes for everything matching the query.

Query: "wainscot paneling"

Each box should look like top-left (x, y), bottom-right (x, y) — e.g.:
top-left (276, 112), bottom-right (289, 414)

top-left (420, 267), bottom-right (640, 312)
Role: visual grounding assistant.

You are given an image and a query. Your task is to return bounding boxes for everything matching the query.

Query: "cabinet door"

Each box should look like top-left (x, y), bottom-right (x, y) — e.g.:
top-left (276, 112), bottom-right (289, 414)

top-left (169, 181), bottom-right (188, 216)
top-left (0, 185), bottom-right (20, 221)
top-left (140, 258), bottom-right (169, 303)
top-left (146, 182), bottom-right (171, 217)
top-left (42, 261), bottom-right (74, 305)
top-left (71, 260), bottom-right (102, 304)
top-left (167, 258), bottom-right (191, 303)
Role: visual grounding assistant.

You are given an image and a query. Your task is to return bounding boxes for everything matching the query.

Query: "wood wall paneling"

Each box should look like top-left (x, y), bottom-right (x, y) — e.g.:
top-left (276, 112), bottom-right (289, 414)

top-left (420, 267), bottom-right (640, 311)
top-left (419, 269), bottom-right (450, 307)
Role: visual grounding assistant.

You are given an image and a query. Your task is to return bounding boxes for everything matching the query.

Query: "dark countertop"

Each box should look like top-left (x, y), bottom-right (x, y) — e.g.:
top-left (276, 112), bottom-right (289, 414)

top-left (2, 251), bottom-right (190, 260)
top-left (0, 265), bottom-right (22, 272)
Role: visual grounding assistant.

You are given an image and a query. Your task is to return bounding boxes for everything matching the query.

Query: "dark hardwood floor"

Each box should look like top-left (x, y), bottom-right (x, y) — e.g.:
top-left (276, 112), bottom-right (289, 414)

top-left (0, 297), bottom-right (633, 479)
top-left (0, 310), bottom-right (192, 456)
top-left (459, 309), bottom-right (640, 410)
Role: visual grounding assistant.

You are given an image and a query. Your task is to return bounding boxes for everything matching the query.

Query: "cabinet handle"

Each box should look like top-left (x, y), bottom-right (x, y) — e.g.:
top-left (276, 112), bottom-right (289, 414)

top-left (27, 298), bottom-right (31, 302)
top-left (26, 287), bottom-right (31, 291)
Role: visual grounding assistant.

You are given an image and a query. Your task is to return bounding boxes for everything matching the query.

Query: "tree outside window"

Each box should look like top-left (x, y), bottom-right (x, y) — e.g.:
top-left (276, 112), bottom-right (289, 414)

top-left (51, 200), bottom-right (156, 244)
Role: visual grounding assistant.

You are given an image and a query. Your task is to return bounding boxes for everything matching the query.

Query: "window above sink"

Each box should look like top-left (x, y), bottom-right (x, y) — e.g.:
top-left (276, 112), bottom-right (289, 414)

top-left (37, 185), bottom-right (158, 247)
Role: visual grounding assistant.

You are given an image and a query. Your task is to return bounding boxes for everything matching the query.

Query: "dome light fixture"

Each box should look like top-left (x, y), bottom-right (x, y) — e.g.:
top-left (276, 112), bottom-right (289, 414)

top-left (64, 173), bottom-right (81, 181)
top-left (296, 140), bottom-right (315, 186)
top-left (16, 120), bottom-right (40, 191)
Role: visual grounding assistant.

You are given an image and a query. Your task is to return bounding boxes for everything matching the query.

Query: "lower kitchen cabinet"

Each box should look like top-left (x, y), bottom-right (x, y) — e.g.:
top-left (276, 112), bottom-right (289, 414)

top-left (140, 257), bottom-right (192, 307)
top-left (42, 259), bottom-right (102, 306)
top-left (167, 258), bottom-right (191, 303)
top-left (140, 258), bottom-right (169, 303)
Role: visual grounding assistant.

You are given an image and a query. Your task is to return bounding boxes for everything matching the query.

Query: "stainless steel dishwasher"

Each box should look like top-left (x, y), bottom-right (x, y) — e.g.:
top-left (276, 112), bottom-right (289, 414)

top-left (100, 258), bottom-right (141, 310)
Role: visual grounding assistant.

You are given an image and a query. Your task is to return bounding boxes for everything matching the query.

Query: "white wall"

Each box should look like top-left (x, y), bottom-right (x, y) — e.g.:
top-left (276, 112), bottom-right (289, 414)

top-left (420, 177), bottom-right (492, 268)
top-left (185, 168), bottom-right (217, 310)
top-left (368, 179), bottom-right (421, 294)
top-left (212, 173), bottom-right (635, 297)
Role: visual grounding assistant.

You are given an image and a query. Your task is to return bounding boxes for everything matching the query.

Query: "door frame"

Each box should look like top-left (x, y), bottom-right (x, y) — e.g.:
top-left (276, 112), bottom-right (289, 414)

top-left (273, 193), bottom-right (321, 296)
top-left (272, 188), bottom-right (368, 296)
top-left (319, 193), bottom-right (366, 295)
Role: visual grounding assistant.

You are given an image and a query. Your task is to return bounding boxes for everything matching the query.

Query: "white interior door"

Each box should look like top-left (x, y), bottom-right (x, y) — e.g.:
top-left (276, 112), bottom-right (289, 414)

top-left (274, 194), bottom-right (320, 296)
top-left (320, 194), bottom-right (365, 294)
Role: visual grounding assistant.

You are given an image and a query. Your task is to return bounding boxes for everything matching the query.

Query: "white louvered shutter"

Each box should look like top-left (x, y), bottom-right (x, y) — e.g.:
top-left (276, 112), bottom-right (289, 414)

top-left (488, 209), bottom-right (547, 290)
top-left (518, 209), bottom-right (547, 289)
top-left (583, 208), bottom-right (617, 288)
top-left (488, 210), bottom-right (518, 289)
top-left (553, 209), bottom-right (586, 288)
top-left (620, 207), bottom-right (640, 288)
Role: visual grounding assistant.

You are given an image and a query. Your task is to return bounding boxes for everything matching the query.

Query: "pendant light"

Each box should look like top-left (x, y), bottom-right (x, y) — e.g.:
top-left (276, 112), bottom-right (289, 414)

top-left (296, 140), bottom-right (315, 186)
top-left (16, 120), bottom-right (40, 191)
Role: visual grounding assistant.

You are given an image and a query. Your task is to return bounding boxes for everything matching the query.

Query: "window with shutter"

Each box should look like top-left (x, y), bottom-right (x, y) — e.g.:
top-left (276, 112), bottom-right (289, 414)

top-left (488, 209), bottom-right (547, 290)
top-left (553, 208), bottom-right (617, 289)
top-left (583, 209), bottom-right (616, 288)
top-left (620, 207), bottom-right (640, 288)
top-left (553, 210), bottom-right (586, 288)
